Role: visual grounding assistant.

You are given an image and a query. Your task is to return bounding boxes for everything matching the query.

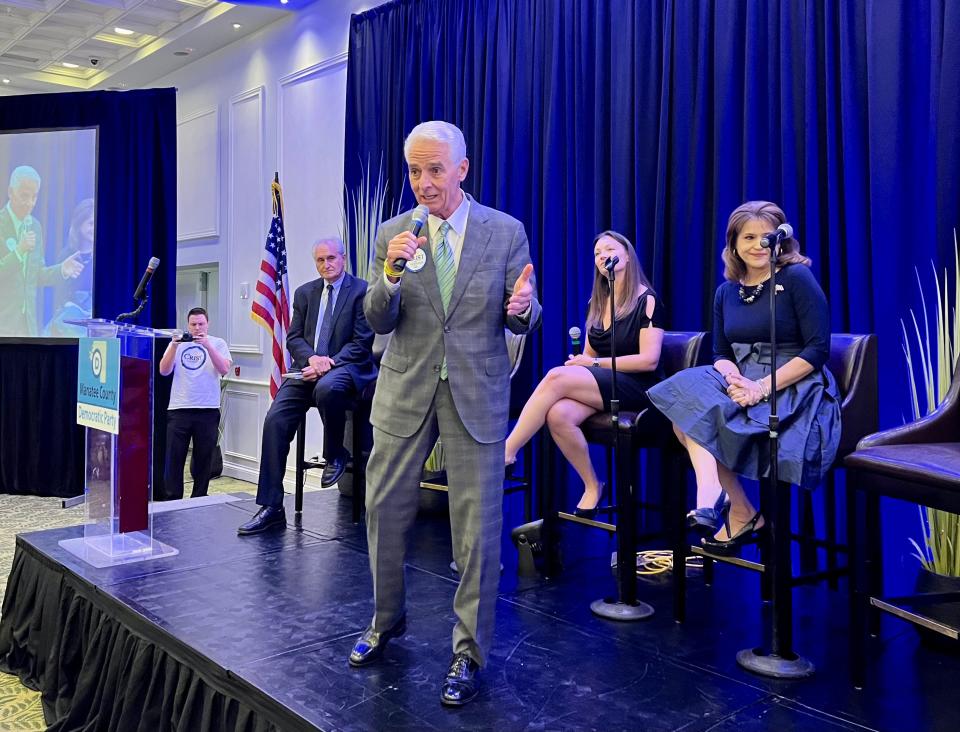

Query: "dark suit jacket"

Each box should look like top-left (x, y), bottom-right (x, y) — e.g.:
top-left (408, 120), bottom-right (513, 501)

top-left (287, 272), bottom-right (377, 391)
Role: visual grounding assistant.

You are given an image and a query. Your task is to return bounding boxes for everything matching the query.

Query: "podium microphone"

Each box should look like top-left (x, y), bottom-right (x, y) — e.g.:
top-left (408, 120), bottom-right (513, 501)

top-left (569, 326), bottom-right (582, 356)
top-left (392, 205), bottom-right (430, 273)
top-left (133, 257), bottom-right (160, 301)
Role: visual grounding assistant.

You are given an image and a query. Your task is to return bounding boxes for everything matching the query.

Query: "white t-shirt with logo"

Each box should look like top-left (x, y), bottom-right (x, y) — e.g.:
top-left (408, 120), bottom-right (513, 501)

top-left (168, 335), bottom-right (232, 410)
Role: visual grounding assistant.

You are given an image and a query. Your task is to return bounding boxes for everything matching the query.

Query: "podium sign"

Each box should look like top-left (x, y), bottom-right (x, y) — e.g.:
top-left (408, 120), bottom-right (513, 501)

top-left (77, 337), bottom-right (120, 434)
top-left (59, 318), bottom-right (178, 567)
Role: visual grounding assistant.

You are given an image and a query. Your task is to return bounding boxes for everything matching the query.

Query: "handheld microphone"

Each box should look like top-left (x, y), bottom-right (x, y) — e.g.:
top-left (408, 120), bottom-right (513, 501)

top-left (133, 257), bottom-right (160, 301)
top-left (392, 204), bottom-right (430, 272)
top-left (568, 326), bottom-right (582, 356)
top-left (761, 223), bottom-right (793, 249)
top-left (604, 255), bottom-right (620, 272)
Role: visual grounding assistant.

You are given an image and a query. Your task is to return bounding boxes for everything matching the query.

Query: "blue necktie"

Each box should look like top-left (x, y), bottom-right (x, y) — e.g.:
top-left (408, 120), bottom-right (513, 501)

top-left (315, 284), bottom-right (335, 355)
top-left (435, 221), bottom-right (455, 378)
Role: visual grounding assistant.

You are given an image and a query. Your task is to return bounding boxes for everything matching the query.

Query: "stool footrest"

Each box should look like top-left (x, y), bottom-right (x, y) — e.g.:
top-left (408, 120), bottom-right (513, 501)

top-left (556, 511), bottom-right (616, 532)
top-left (870, 596), bottom-right (960, 639)
top-left (690, 546), bottom-right (765, 572)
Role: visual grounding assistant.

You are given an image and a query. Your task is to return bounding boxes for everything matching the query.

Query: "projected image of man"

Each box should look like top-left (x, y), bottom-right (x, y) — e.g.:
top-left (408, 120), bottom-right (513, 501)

top-left (0, 165), bottom-right (85, 336)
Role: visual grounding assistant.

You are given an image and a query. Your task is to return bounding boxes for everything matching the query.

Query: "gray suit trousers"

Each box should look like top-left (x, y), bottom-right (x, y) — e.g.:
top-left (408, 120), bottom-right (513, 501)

top-left (365, 380), bottom-right (503, 667)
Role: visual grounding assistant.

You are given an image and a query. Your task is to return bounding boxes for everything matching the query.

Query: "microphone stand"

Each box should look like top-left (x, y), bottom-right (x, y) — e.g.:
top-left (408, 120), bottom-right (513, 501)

top-left (116, 296), bottom-right (148, 323)
top-left (736, 237), bottom-right (813, 678)
top-left (590, 259), bottom-right (654, 621)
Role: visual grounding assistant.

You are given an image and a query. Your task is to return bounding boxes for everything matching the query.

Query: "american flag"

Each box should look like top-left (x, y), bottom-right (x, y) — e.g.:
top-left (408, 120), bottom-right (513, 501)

top-left (250, 177), bottom-right (291, 398)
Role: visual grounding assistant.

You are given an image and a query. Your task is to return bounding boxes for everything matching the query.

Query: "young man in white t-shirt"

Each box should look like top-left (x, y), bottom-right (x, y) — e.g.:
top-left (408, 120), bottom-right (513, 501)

top-left (159, 307), bottom-right (232, 499)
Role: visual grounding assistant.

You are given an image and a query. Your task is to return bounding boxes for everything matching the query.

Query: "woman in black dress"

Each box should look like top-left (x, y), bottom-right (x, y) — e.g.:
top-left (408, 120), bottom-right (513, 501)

top-left (647, 201), bottom-right (840, 554)
top-left (505, 230), bottom-right (665, 515)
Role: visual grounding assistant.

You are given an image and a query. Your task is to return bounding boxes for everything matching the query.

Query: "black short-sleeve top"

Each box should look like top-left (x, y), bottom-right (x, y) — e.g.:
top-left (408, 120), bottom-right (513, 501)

top-left (587, 290), bottom-right (666, 380)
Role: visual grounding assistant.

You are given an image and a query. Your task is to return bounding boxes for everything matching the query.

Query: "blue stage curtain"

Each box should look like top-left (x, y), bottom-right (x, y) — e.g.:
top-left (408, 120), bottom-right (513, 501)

top-left (0, 89), bottom-right (176, 496)
top-left (344, 0), bottom-right (960, 429)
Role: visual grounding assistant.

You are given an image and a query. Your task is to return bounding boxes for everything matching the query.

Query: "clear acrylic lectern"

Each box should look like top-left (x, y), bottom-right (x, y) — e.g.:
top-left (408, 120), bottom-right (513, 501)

top-left (59, 318), bottom-right (178, 567)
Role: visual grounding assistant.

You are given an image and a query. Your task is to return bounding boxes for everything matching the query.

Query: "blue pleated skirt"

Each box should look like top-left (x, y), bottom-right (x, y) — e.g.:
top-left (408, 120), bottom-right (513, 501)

top-left (646, 343), bottom-right (841, 488)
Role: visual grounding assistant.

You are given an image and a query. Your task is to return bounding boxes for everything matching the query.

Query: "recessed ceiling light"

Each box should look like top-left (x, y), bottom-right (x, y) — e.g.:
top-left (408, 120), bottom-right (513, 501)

top-left (114, 27), bottom-right (134, 36)
top-left (1, 79), bottom-right (9, 84)
top-left (232, 23), bottom-right (242, 29)
top-left (62, 62), bottom-right (79, 68)
top-left (173, 48), bottom-right (193, 57)
top-left (280, 0), bottom-right (289, 5)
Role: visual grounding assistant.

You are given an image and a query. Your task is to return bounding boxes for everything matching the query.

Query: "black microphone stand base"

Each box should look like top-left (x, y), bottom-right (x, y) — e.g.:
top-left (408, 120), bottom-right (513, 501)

top-left (736, 647), bottom-right (815, 679)
top-left (590, 597), bottom-right (655, 621)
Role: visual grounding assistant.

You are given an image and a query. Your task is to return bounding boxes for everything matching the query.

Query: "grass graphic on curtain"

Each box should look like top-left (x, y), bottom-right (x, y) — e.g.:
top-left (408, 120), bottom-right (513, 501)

top-left (902, 232), bottom-right (960, 577)
top-left (341, 155), bottom-right (400, 280)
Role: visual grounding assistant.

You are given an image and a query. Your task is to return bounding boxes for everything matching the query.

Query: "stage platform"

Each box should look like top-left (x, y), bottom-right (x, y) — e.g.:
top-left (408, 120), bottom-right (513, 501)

top-left (0, 489), bottom-right (956, 731)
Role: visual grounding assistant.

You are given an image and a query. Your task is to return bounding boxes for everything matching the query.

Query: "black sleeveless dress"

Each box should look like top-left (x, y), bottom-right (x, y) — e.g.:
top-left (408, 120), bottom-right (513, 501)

top-left (586, 291), bottom-right (666, 411)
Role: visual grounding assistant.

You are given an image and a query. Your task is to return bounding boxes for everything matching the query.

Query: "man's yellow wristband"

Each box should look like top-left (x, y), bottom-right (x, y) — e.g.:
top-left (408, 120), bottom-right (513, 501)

top-left (383, 261), bottom-right (404, 279)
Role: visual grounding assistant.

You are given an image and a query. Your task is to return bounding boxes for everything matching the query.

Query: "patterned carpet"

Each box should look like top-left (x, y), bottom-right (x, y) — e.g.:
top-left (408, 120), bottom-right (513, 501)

top-left (0, 475), bottom-right (256, 730)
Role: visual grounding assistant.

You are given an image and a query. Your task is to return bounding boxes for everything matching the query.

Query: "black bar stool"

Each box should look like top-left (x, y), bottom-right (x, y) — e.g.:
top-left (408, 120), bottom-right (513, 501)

top-left (845, 354), bottom-right (960, 688)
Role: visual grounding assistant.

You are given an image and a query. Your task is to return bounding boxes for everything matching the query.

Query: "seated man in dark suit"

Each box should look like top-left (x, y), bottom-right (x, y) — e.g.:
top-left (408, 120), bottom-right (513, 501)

top-left (239, 237), bottom-right (377, 535)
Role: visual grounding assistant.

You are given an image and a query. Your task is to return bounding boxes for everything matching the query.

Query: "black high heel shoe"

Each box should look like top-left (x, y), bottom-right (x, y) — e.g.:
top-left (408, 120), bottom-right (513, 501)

top-left (686, 491), bottom-right (731, 536)
top-left (700, 511), bottom-right (766, 556)
top-left (574, 482), bottom-right (605, 519)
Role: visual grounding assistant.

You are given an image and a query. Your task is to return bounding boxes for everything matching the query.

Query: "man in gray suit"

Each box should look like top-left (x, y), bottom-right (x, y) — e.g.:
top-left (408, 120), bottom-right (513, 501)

top-left (351, 121), bottom-right (541, 706)
top-left (0, 165), bottom-right (84, 336)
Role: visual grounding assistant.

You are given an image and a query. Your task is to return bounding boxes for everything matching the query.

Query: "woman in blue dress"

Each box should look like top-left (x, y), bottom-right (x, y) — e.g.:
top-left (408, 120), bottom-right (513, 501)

top-left (647, 201), bottom-right (840, 554)
top-left (505, 230), bottom-right (666, 516)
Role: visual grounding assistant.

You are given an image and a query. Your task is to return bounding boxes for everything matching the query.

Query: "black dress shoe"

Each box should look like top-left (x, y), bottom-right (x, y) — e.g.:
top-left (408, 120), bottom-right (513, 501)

top-left (700, 511), bottom-right (766, 556)
top-left (573, 482), bottom-right (605, 519)
top-left (348, 614), bottom-right (406, 667)
top-left (321, 456), bottom-right (346, 488)
top-left (440, 653), bottom-right (480, 706)
top-left (237, 506), bottom-right (287, 536)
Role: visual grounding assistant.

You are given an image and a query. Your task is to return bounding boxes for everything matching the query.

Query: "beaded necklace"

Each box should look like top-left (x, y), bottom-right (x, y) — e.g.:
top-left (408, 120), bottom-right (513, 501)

top-left (738, 280), bottom-right (764, 304)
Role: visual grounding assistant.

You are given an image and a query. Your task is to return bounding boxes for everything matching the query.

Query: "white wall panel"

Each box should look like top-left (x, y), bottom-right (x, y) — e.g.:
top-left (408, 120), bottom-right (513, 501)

top-left (227, 86), bottom-right (265, 355)
top-left (278, 54), bottom-right (348, 286)
top-left (176, 106), bottom-right (220, 241)
top-left (223, 388), bottom-right (262, 464)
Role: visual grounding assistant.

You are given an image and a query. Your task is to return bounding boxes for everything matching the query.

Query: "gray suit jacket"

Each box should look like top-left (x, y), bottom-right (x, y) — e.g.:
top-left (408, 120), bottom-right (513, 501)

top-left (0, 208), bottom-right (55, 336)
top-left (364, 194), bottom-right (542, 444)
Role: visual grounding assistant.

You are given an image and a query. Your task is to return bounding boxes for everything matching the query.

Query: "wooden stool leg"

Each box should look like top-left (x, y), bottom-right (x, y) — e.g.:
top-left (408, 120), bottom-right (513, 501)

top-left (540, 433), bottom-right (562, 578)
top-left (848, 475), bottom-right (868, 688)
top-left (670, 453), bottom-right (687, 622)
top-left (295, 415), bottom-right (306, 515)
top-left (352, 404), bottom-right (368, 524)
top-left (866, 491), bottom-right (882, 637)
top-left (825, 471), bottom-right (840, 590)
top-left (798, 486), bottom-right (817, 576)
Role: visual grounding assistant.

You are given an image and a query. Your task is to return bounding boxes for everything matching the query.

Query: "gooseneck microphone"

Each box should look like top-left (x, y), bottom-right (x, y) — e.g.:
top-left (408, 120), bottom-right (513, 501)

top-left (133, 257), bottom-right (160, 301)
top-left (392, 204), bottom-right (430, 272)
top-left (761, 223), bottom-right (793, 250)
top-left (568, 326), bottom-right (582, 356)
